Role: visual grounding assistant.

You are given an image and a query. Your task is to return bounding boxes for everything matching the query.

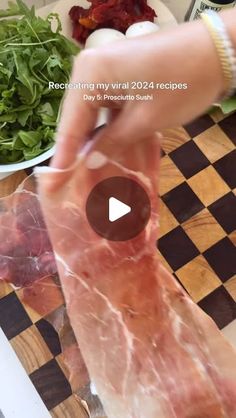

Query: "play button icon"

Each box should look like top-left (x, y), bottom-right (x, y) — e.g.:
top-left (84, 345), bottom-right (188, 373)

top-left (86, 176), bottom-right (151, 241)
top-left (109, 197), bottom-right (131, 222)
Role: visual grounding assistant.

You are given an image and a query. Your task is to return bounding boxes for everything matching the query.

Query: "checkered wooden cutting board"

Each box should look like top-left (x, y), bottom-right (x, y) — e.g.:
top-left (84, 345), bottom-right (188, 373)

top-left (0, 108), bottom-right (235, 417)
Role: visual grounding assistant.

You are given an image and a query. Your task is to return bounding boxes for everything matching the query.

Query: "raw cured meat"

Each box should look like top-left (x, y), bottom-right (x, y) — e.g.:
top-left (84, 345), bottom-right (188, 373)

top-left (0, 175), bottom-right (98, 415)
top-left (47, 306), bottom-right (105, 416)
top-left (0, 176), bottom-right (56, 288)
top-left (37, 134), bottom-right (236, 418)
top-left (18, 275), bottom-right (64, 317)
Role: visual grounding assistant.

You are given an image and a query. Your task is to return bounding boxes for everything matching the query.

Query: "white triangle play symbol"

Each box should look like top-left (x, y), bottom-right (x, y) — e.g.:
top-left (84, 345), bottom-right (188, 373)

top-left (109, 197), bottom-right (131, 222)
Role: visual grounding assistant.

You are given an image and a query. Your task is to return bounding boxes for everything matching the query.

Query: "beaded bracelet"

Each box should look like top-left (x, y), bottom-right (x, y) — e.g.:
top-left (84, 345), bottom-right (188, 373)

top-left (201, 10), bottom-right (236, 99)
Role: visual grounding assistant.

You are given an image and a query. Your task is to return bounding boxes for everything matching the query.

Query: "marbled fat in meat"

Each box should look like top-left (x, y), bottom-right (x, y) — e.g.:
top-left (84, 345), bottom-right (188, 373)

top-left (0, 176), bottom-right (56, 288)
top-left (37, 135), bottom-right (236, 418)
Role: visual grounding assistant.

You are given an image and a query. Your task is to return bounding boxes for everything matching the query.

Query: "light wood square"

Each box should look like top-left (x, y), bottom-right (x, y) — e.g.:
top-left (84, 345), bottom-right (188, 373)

top-left (159, 200), bottom-right (179, 238)
top-left (51, 395), bottom-right (90, 418)
top-left (182, 208), bottom-right (226, 253)
top-left (0, 281), bottom-right (13, 299)
top-left (0, 171), bottom-right (27, 198)
top-left (224, 276), bottom-right (236, 302)
top-left (188, 165), bottom-right (230, 206)
top-left (56, 353), bottom-right (70, 382)
top-left (15, 293), bottom-right (42, 323)
top-left (161, 127), bottom-right (191, 154)
top-left (157, 250), bottom-right (173, 274)
top-left (222, 320), bottom-right (236, 349)
top-left (209, 108), bottom-right (226, 123)
top-left (17, 276), bottom-right (64, 323)
top-left (194, 125), bottom-right (235, 163)
top-left (229, 231), bottom-right (236, 246)
top-left (10, 325), bottom-right (53, 375)
top-left (176, 255), bottom-right (221, 302)
top-left (159, 155), bottom-right (185, 196)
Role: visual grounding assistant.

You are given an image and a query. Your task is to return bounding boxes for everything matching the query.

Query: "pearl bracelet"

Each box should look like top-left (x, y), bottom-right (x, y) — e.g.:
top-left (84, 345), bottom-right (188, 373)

top-left (201, 10), bottom-right (236, 99)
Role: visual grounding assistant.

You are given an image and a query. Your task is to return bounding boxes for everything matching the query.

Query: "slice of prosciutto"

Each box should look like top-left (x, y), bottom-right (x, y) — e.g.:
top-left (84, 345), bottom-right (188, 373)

top-left (0, 176), bottom-right (56, 288)
top-left (37, 134), bottom-right (236, 418)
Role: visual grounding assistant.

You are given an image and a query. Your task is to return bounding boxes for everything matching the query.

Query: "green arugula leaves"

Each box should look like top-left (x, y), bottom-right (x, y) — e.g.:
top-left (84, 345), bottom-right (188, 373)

top-left (0, 0), bottom-right (79, 163)
top-left (219, 96), bottom-right (236, 115)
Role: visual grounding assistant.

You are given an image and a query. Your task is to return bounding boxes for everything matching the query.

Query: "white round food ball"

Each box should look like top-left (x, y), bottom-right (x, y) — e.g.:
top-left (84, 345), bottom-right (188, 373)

top-left (85, 28), bottom-right (126, 49)
top-left (126, 21), bottom-right (159, 38)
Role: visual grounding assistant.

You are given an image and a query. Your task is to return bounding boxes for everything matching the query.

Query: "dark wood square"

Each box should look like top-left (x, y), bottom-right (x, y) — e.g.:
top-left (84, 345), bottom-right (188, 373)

top-left (158, 226), bottom-right (199, 271)
top-left (30, 359), bottom-right (72, 410)
top-left (198, 286), bottom-right (236, 329)
top-left (213, 150), bottom-right (236, 189)
top-left (203, 237), bottom-right (236, 282)
top-left (208, 192), bottom-right (236, 234)
top-left (219, 113), bottom-right (236, 145)
top-left (173, 273), bottom-right (190, 295)
top-left (160, 148), bottom-right (166, 158)
top-left (0, 292), bottom-right (32, 340)
top-left (184, 114), bottom-right (214, 137)
top-left (36, 319), bottom-right (61, 357)
top-left (162, 182), bottom-right (204, 223)
top-left (169, 141), bottom-right (210, 179)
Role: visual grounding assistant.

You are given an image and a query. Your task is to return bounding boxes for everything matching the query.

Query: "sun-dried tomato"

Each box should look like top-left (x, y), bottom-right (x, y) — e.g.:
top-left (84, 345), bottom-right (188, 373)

top-left (69, 5), bottom-right (88, 21)
top-left (79, 17), bottom-right (98, 29)
top-left (71, 21), bottom-right (91, 44)
top-left (69, 0), bottom-right (157, 44)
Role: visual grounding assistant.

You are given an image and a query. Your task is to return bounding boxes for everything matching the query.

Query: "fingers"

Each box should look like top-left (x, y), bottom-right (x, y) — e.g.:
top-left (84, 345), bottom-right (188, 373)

top-left (51, 51), bottom-right (100, 170)
top-left (92, 102), bottom-right (156, 154)
top-left (45, 47), bottom-right (158, 192)
top-left (47, 108), bottom-right (98, 192)
top-left (84, 104), bottom-right (161, 180)
top-left (51, 104), bottom-right (98, 170)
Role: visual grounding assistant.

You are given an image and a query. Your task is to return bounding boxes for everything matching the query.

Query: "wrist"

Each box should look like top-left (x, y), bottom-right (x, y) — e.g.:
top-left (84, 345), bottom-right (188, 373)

top-left (197, 19), bottom-right (226, 100)
top-left (151, 19), bottom-right (225, 101)
top-left (221, 9), bottom-right (236, 97)
top-left (221, 9), bottom-right (236, 47)
top-left (201, 10), bottom-right (236, 100)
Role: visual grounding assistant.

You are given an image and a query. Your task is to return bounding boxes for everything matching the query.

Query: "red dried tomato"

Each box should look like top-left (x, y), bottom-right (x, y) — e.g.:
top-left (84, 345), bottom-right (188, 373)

top-left (69, 0), bottom-right (157, 44)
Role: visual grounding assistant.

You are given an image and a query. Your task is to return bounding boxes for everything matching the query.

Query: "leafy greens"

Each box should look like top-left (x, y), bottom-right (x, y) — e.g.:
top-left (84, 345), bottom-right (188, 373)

top-left (0, 0), bottom-right (79, 164)
top-left (219, 96), bottom-right (236, 114)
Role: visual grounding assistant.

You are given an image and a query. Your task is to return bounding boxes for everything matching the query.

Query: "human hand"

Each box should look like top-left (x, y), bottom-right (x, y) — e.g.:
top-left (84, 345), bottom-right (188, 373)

top-left (49, 17), bottom-right (225, 187)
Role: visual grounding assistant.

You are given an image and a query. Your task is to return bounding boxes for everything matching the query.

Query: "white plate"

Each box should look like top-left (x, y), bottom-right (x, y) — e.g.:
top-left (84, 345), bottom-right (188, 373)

top-left (52, 0), bottom-right (177, 43)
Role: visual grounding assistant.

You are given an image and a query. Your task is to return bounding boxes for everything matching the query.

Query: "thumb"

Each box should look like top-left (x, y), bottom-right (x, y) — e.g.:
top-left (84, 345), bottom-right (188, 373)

top-left (97, 103), bottom-right (156, 150)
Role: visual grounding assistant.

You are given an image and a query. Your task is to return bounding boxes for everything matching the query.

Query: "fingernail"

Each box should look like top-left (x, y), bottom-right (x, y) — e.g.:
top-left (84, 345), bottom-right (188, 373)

top-left (86, 151), bottom-right (108, 169)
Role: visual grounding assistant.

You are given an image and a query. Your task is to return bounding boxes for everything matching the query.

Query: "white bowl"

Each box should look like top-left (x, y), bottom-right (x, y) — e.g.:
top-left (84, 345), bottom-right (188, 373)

top-left (0, 4), bottom-right (58, 180)
top-left (0, 108), bottom-right (108, 179)
top-left (0, 146), bottom-right (56, 179)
